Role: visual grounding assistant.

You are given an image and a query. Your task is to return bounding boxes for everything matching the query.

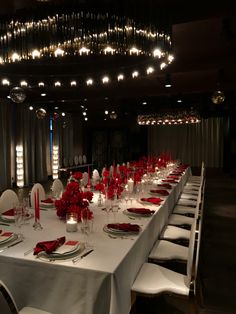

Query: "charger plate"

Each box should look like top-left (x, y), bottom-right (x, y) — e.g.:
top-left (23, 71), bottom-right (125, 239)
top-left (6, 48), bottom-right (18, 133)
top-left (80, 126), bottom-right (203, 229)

top-left (103, 224), bottom-right (141, 236)
top-left (0, 232), bottom-right (18, 245)
top-left (37, 241), bottom-right (83, 261)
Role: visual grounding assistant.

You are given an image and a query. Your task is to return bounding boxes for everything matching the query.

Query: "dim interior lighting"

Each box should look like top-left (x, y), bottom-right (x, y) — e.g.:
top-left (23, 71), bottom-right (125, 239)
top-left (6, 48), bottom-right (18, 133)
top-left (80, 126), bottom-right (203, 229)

top-left (61, 112), bottom-right (65, 116)
top-left (168, 54), bottom-right (174, 63)
top-left (32, 49), bottom-right (40, 59)
top-left (104, 46), bottom-right (115, 54)
top-left (129, 47), bottom-right (140, 55)
top-left (41, 93), bottom-right (46, 96)
top-left (2, 78), bottom-right (10, 86)
top-left (102, 76), bottom-right (109, 84)
top-left (11, 52), bottom-right (20, 62)
top-left (137, 109), bottom-right (201, 125)
top-left (142, 101), bottom-right (147, 105)
top-left (54, 106), bottom-right (59, 110)
top-left (16, 145), bottom-right (24, 187)
top-left (70, 80), bottom-right (77, 86)
top-left (160, 62), bottom-right (167, 70)
top-left (164, 74), bottom-right (172, 88)
top-left (79, 47), bottom-right (90, 55)
top-left (146, 67), bottom-right (154, 75)
top-left (132, 71), bottom-right (139, 78)
top-left (83, 111), bottom-right (86, 116)
top-left (20, 80), bottom-right (28, 87)
top-left (105, 110), bottom-right (109, 115)
top-left (84, 117), bottom-right (88, 121)
top-left (153, 48), bottom-right (162, 58)
top-left (29, 106), bottom-right (34, 110)
top-left (54, 48), bottom-right (64, 57)
top-left (54, 81), bottom-right (61, 87)
top-left (117, 74), bottom-right (124, 81)
top-left (86, 79), bottom-right (93, 86)
top-left (38, 81), bottom-right (45, 87)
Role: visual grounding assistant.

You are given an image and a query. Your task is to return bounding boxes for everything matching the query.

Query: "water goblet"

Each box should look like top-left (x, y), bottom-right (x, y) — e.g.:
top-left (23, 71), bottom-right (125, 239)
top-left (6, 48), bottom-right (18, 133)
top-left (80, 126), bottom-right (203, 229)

top-left (14, 205), bottom-right (24, 238)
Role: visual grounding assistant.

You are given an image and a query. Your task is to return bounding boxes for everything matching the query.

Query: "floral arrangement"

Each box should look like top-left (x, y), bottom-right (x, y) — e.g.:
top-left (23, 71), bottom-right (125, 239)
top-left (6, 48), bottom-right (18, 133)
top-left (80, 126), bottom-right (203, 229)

top-left (55, 172), bottom-right (93, 221)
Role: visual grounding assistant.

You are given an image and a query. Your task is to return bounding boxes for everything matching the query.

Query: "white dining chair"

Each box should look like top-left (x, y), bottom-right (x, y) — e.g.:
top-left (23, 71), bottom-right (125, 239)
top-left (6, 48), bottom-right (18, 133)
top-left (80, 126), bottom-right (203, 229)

top-left (0, 189), bottom-right (19, 214)
top-left (159, 225), bottom-right (191, 245)
top-left (0, 279), bottom-right (53, 314)
top-left (51, 179), bottom-right (64, 198)
top-left (30, 183), bottom-right (46, 209)
top-left (168, 213), bottom-right (195, 228)
top-left (131, 220), bottom-right (197, 308)
top-left (81, 172), bottom-right (88, 186)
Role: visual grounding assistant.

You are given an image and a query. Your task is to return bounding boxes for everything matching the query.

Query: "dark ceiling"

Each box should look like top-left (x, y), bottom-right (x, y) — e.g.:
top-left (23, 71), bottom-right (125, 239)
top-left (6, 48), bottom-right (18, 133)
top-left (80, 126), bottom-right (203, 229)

top-left (1, 0), bottom-right (236, 125)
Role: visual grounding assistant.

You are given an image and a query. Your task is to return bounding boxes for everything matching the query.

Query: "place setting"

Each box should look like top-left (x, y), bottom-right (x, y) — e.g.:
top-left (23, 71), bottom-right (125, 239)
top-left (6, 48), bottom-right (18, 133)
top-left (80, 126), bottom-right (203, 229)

top-left (123, 207), bottom-right (155, 218)
top-left (138, 197), bottom-right (164, 206)
top-left (25, 235), bottom-right (85, 263)
top-left (0, 230), bottom-right (23, 253)
top-left (103, 222), bottom-right (141, 239)
top-left (149, 189), bottom-right (170, 196)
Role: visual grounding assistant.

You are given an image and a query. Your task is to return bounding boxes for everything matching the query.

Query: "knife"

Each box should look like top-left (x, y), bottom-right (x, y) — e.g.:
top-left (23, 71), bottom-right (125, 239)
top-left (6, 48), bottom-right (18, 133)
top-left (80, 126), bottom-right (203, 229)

top-left (0, 239), bottom-right (23, 253)
top-left (72, 249), bottom-right (94, 264)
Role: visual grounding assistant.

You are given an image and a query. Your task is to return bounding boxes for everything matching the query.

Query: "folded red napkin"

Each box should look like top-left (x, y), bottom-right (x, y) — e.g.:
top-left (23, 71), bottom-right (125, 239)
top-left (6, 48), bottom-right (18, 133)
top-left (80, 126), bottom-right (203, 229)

top-left (2, 208), bottom-right (15, 216)
top-left (127, 208), bottom-right (155, 214)
top-left (170, 172), bottom-right (182, 176)
top-left (41, 198), bottom-right (54, 204)
top-left (34, 236), bottom-right (66, 255)
top-left (162, 179), bottom-right (178, 184)
top-left (157, 183), bottom-right (172, 189)
top-left (107, 223), bottom-right (140, 232)
top-left (140, 197), bottom-right (163, 205)
top-left (150, 189), bottom-right (169, 196)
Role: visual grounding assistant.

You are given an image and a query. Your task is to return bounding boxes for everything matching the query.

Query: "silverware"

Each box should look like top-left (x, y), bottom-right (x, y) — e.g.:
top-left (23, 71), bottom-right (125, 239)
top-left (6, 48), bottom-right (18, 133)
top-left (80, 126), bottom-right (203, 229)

top-left (0, 239), bottom-right (23, 253)
top-left (0, 222), bottom-right (10, 226)
top-left (72, 249), bottom-right (94, 264)
top-left (24, 248), bottom-right (34, 256)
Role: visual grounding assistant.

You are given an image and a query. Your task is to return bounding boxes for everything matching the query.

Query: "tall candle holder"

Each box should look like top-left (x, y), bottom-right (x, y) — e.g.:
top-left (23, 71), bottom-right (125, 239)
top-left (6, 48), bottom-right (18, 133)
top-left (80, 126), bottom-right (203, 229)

top-left (33, 190), bottom-right (43, 230)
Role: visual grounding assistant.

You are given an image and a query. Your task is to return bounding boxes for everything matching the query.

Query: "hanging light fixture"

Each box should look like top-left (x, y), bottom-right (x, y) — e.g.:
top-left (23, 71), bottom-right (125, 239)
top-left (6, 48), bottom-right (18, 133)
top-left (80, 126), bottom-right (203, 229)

top-left (211, 69), bottom-right (225, 104)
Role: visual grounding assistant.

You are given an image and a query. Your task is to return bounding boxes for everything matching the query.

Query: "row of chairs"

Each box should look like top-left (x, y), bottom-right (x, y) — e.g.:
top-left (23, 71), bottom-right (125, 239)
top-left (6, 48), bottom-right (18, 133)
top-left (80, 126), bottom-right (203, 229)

top-left (0, 179), bottom-right (64, 214)
top-left (131, 162), bottom-right (206, 311)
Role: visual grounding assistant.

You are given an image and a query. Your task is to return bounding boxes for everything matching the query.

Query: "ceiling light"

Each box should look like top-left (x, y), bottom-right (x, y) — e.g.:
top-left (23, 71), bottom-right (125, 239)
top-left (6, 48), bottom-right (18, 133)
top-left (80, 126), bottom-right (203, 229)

top-left (11, 52), bottom-right (20, 62)
top-left (54, 106), bottom-right (59, 110)
top-left (79, 47), bottom-right (90, 55)
top-left (54, 81), bottom-right (61, 87)
top-left (153, 49), bottom-right (162, 58)
top-left (32, 49), bottom-right (40, 59)
top-left (164, 74), bottom-right (172, 88)
top-left (61, 112), bottom-right (66, 116)
top-left (70, 80), bottom-right (77, 86)
top-left (102, 76), bottom-right (109, 84)
top-left (20, 80), bottom-right (28, 87)
top-left (146, 67), bottom-right (154, 75)
top-left (54, 48), bottom-right (64, 57)
top-left (84, 117), bottom-right (88, 121)
top-left (104, 46), bottom-right (115, 55)
top-left (2, 78), bottom-right (10, 86)
top-left (86, 79), bottom-right (93, 86)
top-left (83, 111), bottom-right (86, 116)
top-left (29, 106), bottom-right (34, 110)
top-left (41, 93), bottom-right (46, 97)
top-left (129, 47), bottom-right (140, 55)
top-left (117, 74), bottom-right (124, 81)
top-left (38, 81), bottom-right (45, 87)
top-left (105, 110), bottom-right (109, 115)
top-left (132, 71), bottom-right (139, 78)
top-left (142, 102), bottom-right (147, 105)
top-left (160, 62), bottom-right (167, 70)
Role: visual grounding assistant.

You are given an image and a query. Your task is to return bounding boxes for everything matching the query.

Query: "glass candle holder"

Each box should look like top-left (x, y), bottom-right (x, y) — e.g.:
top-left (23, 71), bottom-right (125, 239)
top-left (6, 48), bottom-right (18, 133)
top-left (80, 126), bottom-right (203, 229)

top-left (66, 212), bottom-right (78, 232)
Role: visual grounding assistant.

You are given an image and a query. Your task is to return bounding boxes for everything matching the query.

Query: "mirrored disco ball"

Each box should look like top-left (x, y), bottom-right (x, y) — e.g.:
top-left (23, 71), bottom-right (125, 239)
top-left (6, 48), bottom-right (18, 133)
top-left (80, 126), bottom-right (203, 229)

top-left (36, 108), bottom-right (47, 119)
top-left (211, 90), bottom-right (225, 104)
top-left (9, 87), bottom-right (26, 103)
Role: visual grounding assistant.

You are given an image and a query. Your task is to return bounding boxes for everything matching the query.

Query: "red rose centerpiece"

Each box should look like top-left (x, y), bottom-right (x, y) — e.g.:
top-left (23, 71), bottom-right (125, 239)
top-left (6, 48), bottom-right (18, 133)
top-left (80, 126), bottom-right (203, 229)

top-left (55, 172), bottom-right (93, 221)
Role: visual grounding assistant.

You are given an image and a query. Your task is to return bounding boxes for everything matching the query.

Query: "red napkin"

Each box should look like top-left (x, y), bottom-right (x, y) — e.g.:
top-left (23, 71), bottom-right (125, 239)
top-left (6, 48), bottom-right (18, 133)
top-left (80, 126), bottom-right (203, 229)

top-left (33, 236), bottom-right (66, 255)
top-left (167, 175), bottom-right (179, 180)
top-left (107, 223), bottom-right (140, 232)
top-left (158, 183), bottom-right (172, 189)
top-left (127, 208), bottom-right (155, 215)
top-left (162, 179), bottom-right (178, 184)
top-left (141, 197), bottom-right (163, 205)
top-left (170, 172), bottom-right (182, 176)
top-left (2, 208), bottom-right (15, 216)
top-left (150, 189), bottom-right (169, 196)
top-left (41, 198), bottom-right (54, 204)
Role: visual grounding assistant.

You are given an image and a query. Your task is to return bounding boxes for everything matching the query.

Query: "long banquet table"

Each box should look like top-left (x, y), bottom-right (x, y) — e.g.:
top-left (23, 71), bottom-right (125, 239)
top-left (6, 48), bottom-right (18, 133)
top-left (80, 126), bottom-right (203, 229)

top-left (0, 169), bottom-right (190, 314)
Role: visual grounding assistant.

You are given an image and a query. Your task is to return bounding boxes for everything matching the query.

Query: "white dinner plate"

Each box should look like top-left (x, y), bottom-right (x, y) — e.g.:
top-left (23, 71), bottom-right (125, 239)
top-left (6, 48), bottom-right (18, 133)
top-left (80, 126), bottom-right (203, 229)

top-left (0, 212), bottom-right (34, 223)
top-left (123, 209), bottom-right (153, 217)
top-left (37, 242), bottom-right (84, 261)
top-left (0, 232), bottom-right (18, 245)
top-left (103, 224), bottom-right (141, 236)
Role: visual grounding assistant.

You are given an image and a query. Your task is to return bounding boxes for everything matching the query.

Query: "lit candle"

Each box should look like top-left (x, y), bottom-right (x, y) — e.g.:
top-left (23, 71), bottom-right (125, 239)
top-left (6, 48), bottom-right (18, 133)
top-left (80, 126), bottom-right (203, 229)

top-left (66, 213), bottom-right (78, 232)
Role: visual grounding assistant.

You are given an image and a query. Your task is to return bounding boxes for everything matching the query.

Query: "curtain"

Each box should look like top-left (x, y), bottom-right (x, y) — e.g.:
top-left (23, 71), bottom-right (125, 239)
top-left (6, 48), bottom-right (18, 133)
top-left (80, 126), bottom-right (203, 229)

top-left (15, 104), bottom-right (51, 185)
top-left (0, 101), bottom-right (14, 191)
top-left (148, 117), bottom-right (224, 167)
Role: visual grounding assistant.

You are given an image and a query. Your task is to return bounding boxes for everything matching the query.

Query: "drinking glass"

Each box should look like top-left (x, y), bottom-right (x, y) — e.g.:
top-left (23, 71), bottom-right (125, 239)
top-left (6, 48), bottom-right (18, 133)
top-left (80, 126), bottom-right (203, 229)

top-left (81, 208), bottom-right (92, 247)
top-left (14, 205), bottom-right (24, 238)
top-left (104, 198), bottom-right (111, 223)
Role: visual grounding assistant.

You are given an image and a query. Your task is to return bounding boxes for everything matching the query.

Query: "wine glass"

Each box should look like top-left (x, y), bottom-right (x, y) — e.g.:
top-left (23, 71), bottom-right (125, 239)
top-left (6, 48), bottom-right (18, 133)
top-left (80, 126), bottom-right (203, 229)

top-left (14, 205), bottom-right (24, 238)
top-left (104, 198), bottom-right (111, 223)
top-left (81, 208), bottom-right (92, 248)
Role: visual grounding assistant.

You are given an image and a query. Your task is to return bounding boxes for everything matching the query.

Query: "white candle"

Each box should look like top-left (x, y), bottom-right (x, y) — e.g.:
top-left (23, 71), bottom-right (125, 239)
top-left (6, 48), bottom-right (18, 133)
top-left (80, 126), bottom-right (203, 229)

top-left (127, 178), bottom-right (134, 193)
top-left (66, 217), bottom-right (78, 232)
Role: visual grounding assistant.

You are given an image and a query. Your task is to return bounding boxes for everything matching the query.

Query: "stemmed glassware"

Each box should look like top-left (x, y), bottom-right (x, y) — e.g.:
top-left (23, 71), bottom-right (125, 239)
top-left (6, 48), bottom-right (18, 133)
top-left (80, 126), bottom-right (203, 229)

top-left (81, 203), bottom-right (93, 248)
top-left (14, 204), bottom-right (24, 238)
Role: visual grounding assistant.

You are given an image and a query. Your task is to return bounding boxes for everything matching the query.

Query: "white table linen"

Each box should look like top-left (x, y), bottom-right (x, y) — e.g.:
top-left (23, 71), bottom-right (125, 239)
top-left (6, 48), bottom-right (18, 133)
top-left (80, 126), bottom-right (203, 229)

top-left (0, 168), bottom-right (190, 314)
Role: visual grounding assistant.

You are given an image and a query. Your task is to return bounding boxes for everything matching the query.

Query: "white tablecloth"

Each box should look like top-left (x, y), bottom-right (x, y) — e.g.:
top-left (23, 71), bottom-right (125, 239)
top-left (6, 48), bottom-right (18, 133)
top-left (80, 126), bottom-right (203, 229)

top-left (0, 169), bottom-right (190, 314)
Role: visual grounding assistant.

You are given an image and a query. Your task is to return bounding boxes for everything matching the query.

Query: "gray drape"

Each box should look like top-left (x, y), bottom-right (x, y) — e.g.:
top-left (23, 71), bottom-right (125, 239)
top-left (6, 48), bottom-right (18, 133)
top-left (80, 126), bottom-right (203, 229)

top-left (148, 117), bottom-right (224, 167)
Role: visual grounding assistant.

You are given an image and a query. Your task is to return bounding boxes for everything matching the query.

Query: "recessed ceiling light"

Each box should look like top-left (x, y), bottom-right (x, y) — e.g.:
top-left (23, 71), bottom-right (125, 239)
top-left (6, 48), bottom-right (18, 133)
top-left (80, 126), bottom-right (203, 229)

top-left (41, 93), bottom-right (46, 97)
top-left (142, 101), bottom-right (147, 105)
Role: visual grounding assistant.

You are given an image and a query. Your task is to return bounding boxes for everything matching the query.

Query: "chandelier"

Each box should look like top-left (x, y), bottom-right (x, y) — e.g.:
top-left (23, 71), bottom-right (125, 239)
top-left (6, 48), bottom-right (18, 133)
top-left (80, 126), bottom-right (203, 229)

top-left (0, 10), bottom-right (173, 91)
top-left (137, 109), bottom-right (201, 125)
